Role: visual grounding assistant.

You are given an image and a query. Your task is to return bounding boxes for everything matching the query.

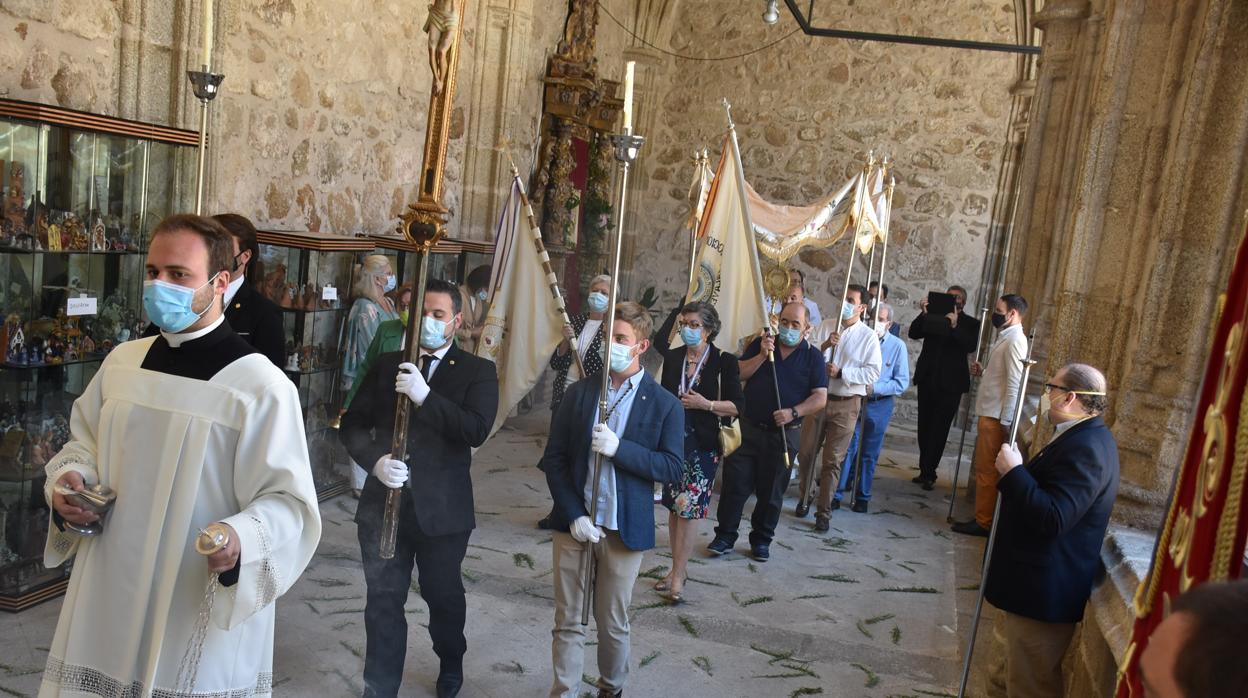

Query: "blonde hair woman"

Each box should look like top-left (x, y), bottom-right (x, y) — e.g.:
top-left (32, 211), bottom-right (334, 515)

top-left (343, 255), bottom-right (400, 493)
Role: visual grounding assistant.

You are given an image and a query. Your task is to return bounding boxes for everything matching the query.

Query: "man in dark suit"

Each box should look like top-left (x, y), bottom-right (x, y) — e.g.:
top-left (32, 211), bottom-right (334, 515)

top-left (908, 284), bottom-right (980, 489)
top-left (213, 213), bottom-right (285, 367)
top-left (342, 279), bottom-right (499, 698)
top-left (983, 362), bottom-right (1118, 698)
top-left (540, 301), bottom-right (683, 698)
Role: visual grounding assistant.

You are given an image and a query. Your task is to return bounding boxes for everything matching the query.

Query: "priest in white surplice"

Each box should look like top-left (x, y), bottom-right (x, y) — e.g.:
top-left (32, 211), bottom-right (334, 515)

top-left (40, 214), bottom-right (322, 698)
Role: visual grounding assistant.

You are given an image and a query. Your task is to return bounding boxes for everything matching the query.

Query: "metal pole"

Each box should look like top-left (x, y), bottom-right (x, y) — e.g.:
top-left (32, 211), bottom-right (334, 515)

top-left (956, 330), bottom-right (1037, 698)
top-left (946, 306), bottom-right (992, 523)
top-left (186, 66), bottom-right (224, 215)
top-left (377, 249), bottom-right (434, 559)
top-left (580, 129), bottom-right (644, 626)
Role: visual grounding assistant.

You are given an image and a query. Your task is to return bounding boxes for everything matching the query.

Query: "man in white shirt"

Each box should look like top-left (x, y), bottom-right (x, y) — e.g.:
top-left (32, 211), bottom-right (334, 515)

top-left (805, 284), bottom-right (881, 532)
top-left (952, 293), bottom-right (1029, 537)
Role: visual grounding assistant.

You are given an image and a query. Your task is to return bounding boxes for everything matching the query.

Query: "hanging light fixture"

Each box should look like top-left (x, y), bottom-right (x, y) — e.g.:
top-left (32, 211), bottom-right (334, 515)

top-left (762, 0), bottom-right (780, 26)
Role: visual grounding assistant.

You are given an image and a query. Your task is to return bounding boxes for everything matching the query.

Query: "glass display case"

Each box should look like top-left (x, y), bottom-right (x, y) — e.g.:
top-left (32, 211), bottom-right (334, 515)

top-left (371, 234), bottom-right (493, 289)
top-left (0, 99), bottom-right (196, 611)
top-left (254, 230), bottom-right (373, 501)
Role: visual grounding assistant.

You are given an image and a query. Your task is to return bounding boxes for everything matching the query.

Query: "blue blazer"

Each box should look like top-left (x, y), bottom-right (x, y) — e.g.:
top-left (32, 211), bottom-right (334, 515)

top-left (984, 416), bottom-right (1120, 623)
top-left (540, 371), bottom-right (684, 551)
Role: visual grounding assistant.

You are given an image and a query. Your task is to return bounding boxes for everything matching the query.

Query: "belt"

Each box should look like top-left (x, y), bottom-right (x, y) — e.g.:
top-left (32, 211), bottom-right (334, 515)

top-left (827, 393), bottom-right (862, 402)
top-left (867, 394), bottom-right (894, 403)
top-left (749, 420), bottom-right (802, 433)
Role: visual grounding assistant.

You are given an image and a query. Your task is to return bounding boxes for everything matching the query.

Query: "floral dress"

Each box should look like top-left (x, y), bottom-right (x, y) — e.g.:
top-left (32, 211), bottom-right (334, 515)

top-left (662, 363), bottom-right (721, 520)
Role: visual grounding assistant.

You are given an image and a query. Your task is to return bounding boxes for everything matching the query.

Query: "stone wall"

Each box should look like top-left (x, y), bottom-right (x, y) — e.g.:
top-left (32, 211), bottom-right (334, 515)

top-left (624, 2), bottom-right (1019, 424)
top-left (0, 0), bottom-right (635, 243)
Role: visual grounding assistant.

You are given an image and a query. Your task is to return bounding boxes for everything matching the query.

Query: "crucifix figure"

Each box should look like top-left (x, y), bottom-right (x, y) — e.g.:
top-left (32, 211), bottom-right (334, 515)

top-left (424, 0), bottom-right (458, 94)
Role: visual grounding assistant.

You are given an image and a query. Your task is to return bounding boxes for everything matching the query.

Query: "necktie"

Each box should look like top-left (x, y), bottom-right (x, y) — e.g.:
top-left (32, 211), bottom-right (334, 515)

top-left (420, 353), bottom-right (434, 381)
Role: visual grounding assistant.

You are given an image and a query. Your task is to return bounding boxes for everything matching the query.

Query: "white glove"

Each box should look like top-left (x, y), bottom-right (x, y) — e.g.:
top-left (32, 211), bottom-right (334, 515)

top-left (590, 423), bottom-right (620, 458)
top-left (570, 515), bottom-right (604, 544)
top-left (372, 454), bottom-right (409, 489)
top-left (396, 362), bottom-right (431, 405)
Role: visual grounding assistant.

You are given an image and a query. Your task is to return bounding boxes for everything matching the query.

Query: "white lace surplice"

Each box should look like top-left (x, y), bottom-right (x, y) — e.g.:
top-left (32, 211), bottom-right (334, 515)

top-left (39, 338), bottom-right (322, 698)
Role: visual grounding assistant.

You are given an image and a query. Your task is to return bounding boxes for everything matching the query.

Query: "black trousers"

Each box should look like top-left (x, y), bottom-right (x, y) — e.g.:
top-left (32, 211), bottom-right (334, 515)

top-left (714, 422), bottom-right (799, 547)
top-left (915, 383), bottom-right (966, 480)
top-left (357, 483), bottom-right (471, 698)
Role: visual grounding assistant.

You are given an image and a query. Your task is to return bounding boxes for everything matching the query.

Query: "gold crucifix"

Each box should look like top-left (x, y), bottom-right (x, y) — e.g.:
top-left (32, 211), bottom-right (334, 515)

top-left (400, 0), bottom-right (467, 244)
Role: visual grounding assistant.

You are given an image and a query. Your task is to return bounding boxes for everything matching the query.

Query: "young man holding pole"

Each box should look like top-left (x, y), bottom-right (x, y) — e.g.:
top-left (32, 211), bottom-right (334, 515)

top-left (342, 279), bottom-right (499, 698)
top-left (539, 301), bottom-right (684, 698)
top-left (953, 293), bottom-right (1029, 537)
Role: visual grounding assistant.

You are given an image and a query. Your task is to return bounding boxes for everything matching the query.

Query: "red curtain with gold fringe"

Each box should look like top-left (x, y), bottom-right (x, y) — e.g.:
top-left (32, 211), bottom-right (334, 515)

top-left (1115, 228), bottom-right (1248, 696)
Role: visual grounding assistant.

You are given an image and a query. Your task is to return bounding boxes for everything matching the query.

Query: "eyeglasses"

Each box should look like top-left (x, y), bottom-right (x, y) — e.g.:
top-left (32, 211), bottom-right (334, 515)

top-left (677, 321), bottom-right (704, 330)
top-left (1044, 383), bottom-right (1071, 393)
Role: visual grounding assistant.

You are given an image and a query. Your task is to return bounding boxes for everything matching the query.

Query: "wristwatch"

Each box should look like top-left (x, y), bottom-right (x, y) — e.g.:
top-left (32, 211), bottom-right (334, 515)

top-left (789, 407), bottom-right (799, 421)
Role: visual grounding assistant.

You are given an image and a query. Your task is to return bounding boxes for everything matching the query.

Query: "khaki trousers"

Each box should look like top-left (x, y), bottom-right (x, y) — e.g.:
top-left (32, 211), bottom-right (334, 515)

top-left (817, 397), bottom-right (861, 517)
top-left (796, 406), bottom-right (829, 507)
top-left (549, 530), bottom-right (644, 698)
top-left (973, 416), bottom-right (1008, 528)
top-left (986, 609), bottom-right (1076, 698)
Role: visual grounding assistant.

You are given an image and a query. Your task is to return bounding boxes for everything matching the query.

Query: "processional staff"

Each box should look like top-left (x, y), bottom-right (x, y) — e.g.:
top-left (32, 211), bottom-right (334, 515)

top-left (723, 99), bottom-right (791, 469)
top-left (956, 330), bottom-right (1037, 697)
top-left (502, 145), bottom-right (585, 379)
top-left (581, 62), bottom-right (644, 626)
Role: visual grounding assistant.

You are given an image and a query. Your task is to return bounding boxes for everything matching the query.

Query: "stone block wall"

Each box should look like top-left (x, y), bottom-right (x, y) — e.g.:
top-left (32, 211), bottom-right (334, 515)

top-left (625, 2), bottom-right (1019, 424)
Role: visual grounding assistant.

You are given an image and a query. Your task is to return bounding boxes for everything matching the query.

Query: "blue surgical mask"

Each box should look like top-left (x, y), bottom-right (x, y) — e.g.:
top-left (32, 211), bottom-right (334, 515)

top-left (587, 291), bottom-right (609, 313)
top-left (475, 289), bottom-right (488, 302)
top-left (383, 274), bottom-right (397, 293)
top-left (778, 327), bottom-right (802, 347)
top-left (841, 301), bottom-right (856, 321)
top-left (609, 342), bottom-right (635, 373)
top-left (420, 315), bottom-right (449, 349)
top-left (143, 274), bottom-right (218, 333)
top-left (680, 327), bottom-right (702, 347)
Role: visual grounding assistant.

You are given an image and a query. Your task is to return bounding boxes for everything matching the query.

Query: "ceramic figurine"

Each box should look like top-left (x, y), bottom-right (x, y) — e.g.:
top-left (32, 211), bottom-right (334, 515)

top-left (91, 218), bottom-right (107, 251)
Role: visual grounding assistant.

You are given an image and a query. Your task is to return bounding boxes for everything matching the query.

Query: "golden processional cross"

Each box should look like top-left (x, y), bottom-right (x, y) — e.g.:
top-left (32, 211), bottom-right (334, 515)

top-left (379, 0), bottom-right (467, 559)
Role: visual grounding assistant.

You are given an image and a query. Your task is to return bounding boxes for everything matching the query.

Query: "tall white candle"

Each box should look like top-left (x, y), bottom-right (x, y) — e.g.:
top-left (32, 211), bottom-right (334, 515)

top-left (622, 61), bottom-right (635, 133)
top-left (202, 0), bottom-right (214, 68)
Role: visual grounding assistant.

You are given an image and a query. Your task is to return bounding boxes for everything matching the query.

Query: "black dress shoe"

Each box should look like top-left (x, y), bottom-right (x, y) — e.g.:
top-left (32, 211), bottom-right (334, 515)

top-left (813, 515), bottom-right (830, 533)
top-left (951, 520), bottom-right (991, 537)
top-left (921, 479), bottom-right (935, 491)
top-left (829, 499), bottom-right (841, 511)
top-left (911, 475), bottom-right (928, 484)
top-left (537, 515), bottom-right (554, 530)
top-left (750, 544), bottom-right (770, 562)
top-left (795, 500), bottom-right (810, 518)
top-left (851, 499), bottom-right (869, 513)
top-left (435, 674), bottom-right (463, 698)
top-left (707, 537), bottom-right (733, 556)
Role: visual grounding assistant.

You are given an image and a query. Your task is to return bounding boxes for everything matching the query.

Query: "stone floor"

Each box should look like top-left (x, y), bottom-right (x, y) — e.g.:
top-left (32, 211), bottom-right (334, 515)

top-left (0, 413), bottom-right (997, 698)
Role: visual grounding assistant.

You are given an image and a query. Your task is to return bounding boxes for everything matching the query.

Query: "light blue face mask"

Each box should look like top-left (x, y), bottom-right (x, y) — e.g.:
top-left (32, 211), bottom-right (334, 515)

top-left (383, 274), bottom-right (397, 293)
top-left (841, 300), bottom-right (856, 321)
top-left (143, 274), bottom-right (219, 333)
top-left (420, 315), bottom-right (449, 349)
top-left (778, 327), bottom-right (802, 347)
top-left (587, 291), bottom-right (609, 313)
top-left (680, 326), bottom-right (702, 347)
top-left (609, 342), bottom-right (635, 372)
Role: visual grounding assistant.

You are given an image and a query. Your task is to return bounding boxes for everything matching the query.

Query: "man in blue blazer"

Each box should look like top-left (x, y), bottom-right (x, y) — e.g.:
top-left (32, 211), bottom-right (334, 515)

top-left (984, 362), bottom-right (1119, 698)
top-left (540, 301), bottom-right (684, 698)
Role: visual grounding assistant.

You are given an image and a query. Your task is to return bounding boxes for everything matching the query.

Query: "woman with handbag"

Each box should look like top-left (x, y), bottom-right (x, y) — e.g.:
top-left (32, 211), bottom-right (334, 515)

top-left (655, 301), bottom-right (744, 602)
